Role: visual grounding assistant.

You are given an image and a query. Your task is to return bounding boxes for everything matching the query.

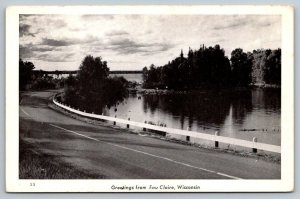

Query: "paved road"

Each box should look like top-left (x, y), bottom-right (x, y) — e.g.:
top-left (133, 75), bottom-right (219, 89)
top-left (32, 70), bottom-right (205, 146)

top-left (19, 90), bottom-right (280, 179)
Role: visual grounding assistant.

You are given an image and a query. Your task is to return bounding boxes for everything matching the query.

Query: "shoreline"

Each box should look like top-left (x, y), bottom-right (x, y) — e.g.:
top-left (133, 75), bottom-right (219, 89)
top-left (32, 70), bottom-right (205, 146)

top-left (128, 84), bottom-right (280, 95)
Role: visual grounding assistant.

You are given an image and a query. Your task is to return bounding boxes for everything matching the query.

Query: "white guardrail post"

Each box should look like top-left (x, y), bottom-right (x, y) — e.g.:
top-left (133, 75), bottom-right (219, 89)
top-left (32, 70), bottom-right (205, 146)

top-left (143, 121), bottom-right (147, 131)
top-left (186, 127), bottom-right (191, 142)
top-left (215, 131), bottom-right (219, 148)
top-left (252, 137), bottom-right (258, 153)
top-left (127, 118), bottom-right (130, 128)
top-left (52, 95), bottom-right (281, 154)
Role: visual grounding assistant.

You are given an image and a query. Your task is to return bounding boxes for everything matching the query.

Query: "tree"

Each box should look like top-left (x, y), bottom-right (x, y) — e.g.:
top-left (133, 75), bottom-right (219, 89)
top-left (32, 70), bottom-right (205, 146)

top-left (142, 66), bottom-right (148, 85)
top-left (63, 75), bottom-right (79, 106)
top-left (230, 48), bottom-right (252, 87)
top-left (19, 59), bottom-right (35, 90)
top-left (251, 49), bottom-right (266, 85)
top-left (251, 48), bottom-right (281, 86)
top-left (160, 51), bottom-right (188, 90)
top-left (208, 45), bottom-right (231, 88)
top-left (142, 64), bottom-right (164, 89)
top-left (264, 49), bottom-right (281, 85)
top-left (77, 55), bottom-right (109, 96)
top-left (142, 46), bottom-right (232, 90)
top-left (141, 46), bottom-right (280, 90)
top-left (63, 55), bottom-right (128, 113)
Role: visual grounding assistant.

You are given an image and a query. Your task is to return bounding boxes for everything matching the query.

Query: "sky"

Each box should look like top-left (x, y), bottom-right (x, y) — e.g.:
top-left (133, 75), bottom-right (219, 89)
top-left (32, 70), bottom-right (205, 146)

top-left (19, 14), bottom-right (281, 71)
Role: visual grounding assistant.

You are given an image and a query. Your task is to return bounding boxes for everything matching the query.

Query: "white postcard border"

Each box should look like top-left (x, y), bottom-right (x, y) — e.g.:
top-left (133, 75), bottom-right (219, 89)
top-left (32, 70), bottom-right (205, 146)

top-left (6, 5), bottom-right (294, 192)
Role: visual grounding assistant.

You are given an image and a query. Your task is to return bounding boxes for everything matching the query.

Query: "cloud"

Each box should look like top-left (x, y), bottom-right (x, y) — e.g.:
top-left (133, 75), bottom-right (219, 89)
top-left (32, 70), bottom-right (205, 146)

top-left (41, 35), bottom-right (102, 47)
top-left (31, 46), bottom-right (55, 52)
top-left (22, 15), bottom-right (67, 27)
top-left (212, 15), bottom-right (279, 31)
top-left (19, 44), bottom-right (57, 59)
top-left (256, 18), bottom-right (280, 27)
top-left (213, 18), bottom-right (249, 30)
top-left (41, 38), bottom-right (72, 46)
top-left (41, 38), bottom-right (83, 46)
top-left (81, 15), bottom-right (114, 21)
top-left (19, 24), bottom-right (36, 37)
top-left (105, 37), bottom-right (174, 55)
top-left (36, 52), bottom-right (76, 62)
top-left (19, 14), bottom-right (281, 70)
top-left (69, 27), bottom-right (86, 32)
top-left (144, 30), bottom-right (153, 35)
top-left (19, 45), bottom-right (34, 59)
top-left (105, 30), bottom-right (129, 36)
top-left (50, 19), bottom-right (67, 28)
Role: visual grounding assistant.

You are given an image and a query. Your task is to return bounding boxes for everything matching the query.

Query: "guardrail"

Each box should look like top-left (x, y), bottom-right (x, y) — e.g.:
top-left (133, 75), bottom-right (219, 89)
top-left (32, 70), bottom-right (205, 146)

top-left (53, 97), bottom-right (281, 154)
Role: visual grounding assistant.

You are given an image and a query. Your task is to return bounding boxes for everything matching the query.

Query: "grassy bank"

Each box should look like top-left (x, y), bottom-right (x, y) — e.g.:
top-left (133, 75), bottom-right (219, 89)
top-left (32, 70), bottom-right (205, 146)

top-left (19, 139), bottom-right (106, 179)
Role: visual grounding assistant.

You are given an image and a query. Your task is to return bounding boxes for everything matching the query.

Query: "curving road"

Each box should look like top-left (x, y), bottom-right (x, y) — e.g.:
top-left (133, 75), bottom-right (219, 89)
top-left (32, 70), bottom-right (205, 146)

top-left (19, 90), bottom-right (280, 179)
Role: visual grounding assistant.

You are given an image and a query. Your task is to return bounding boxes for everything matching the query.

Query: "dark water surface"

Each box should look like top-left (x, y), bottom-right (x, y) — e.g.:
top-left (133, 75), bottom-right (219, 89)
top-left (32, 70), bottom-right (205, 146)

top-left (104, 88), bottom-right (281, 145)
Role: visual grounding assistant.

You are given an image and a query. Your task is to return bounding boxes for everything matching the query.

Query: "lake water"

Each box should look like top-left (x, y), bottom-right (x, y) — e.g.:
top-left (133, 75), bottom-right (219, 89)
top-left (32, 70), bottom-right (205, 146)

top-left (104, 88), bottom-right (281, 146)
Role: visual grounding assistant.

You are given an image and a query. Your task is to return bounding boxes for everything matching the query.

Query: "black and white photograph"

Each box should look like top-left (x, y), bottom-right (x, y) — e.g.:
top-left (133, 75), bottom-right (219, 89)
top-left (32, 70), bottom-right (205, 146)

top-left (6, 5), bottom-right (294, 192)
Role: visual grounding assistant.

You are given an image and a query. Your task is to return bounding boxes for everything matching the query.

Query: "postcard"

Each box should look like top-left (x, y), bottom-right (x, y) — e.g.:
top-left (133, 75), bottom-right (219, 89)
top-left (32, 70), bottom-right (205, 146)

top-left (6, 5), bottom-right (294, 192)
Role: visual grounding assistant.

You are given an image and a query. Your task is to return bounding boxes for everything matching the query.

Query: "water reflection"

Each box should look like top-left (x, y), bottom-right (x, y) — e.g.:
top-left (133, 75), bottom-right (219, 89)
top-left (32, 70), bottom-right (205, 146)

top-left (230, 90), bottom-right (253, 125)
top-left (142, 91), bottom-right (232, 129)
top-left (106, 88), bottom-right (281, 145)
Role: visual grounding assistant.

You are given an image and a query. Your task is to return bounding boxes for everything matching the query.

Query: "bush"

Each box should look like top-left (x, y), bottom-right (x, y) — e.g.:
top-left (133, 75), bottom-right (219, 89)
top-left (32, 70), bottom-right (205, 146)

top-left (30, 77), bottom-right (56, 90)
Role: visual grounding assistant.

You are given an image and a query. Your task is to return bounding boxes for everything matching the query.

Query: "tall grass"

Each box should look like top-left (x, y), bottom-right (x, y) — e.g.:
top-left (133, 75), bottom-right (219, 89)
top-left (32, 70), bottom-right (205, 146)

top-left (19, 139), bottom-right (105, 179)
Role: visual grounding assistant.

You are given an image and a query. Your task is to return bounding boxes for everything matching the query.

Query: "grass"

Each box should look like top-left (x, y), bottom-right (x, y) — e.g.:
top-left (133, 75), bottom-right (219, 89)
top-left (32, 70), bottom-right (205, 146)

top-left (19, 139), bottom-right (106, 179)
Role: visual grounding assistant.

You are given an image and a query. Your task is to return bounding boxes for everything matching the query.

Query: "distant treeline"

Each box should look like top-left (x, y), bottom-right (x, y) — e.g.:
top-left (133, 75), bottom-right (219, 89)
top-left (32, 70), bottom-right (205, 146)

top-left (31, 70), bottom-right (142, 75)
top-left (142, 45), bottom-right (281, 90)
top-left (19, 59), bottom-right (64, 90)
